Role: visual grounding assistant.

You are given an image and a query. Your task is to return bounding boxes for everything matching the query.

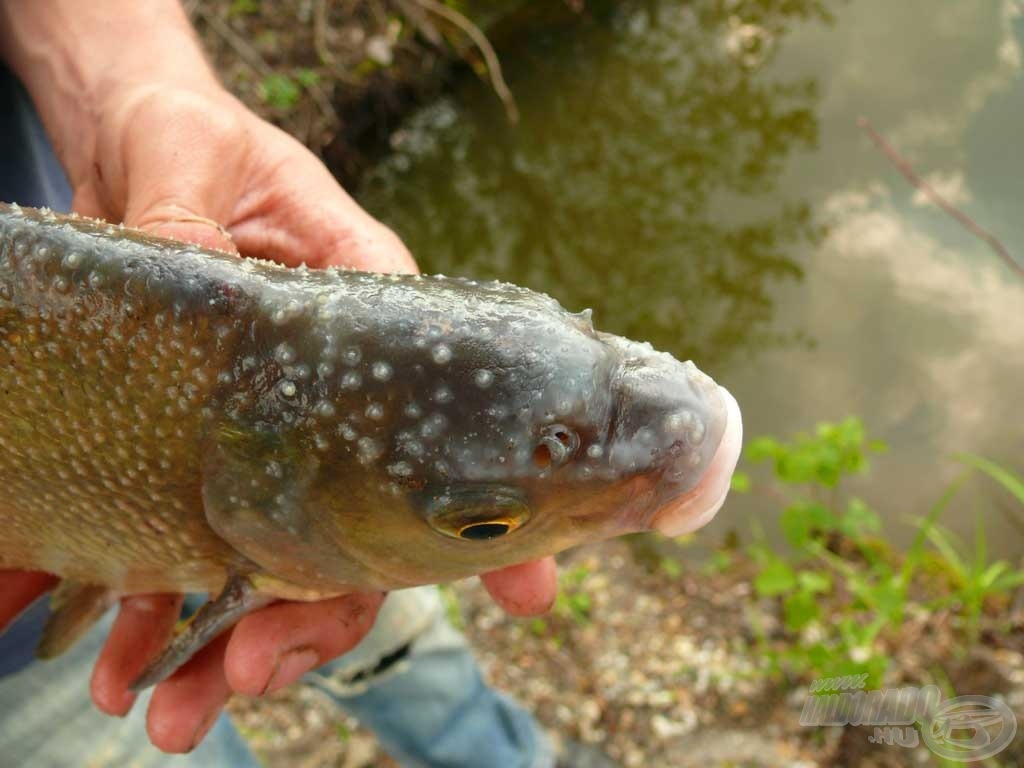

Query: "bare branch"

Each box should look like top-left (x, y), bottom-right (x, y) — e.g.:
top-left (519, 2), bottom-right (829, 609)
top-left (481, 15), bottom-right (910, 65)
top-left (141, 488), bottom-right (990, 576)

top-left (193, 4), bottom-right (274, 77)
top-left (858, 117), bottom-right (1024, 279)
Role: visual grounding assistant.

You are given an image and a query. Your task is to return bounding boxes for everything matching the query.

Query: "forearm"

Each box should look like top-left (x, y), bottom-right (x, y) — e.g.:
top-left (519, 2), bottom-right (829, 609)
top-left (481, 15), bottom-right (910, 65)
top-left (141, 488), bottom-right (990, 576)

top-left (0, 0), bottom-right (221, 185)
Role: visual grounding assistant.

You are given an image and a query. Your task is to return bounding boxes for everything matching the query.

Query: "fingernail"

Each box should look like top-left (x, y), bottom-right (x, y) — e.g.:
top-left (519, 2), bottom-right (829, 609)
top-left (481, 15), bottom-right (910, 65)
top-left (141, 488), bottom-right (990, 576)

top-left (263, 647), bottom-right (319, 695)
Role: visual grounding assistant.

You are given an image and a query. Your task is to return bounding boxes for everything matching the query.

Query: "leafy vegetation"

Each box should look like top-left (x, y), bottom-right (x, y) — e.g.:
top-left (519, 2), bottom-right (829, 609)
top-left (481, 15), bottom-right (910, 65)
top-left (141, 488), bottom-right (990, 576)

top-left (732, 417), bottom-right (1024, 688)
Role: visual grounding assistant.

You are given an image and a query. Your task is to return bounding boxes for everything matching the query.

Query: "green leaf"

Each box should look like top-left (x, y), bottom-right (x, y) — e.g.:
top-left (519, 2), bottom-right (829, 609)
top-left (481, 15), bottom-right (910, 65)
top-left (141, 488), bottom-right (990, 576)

top-left (294, 68), bottom-right (320, 89)
top-left (956, 453), bottom-right (1024, 506)
top-left (979, 561), bottom-right (1008, 590)
top-left (259, 74), bottom-right (301, 108)
top-left (754, 558), bottom-right (796, 597)
top-left (783, 590), bottom-right (819, 630)
top-left (730, 471), bottom-right (751, 493)
top-left (901, 471), bottom-right (969, 587)
top-left (840, 497), bottom-right (881, 540)
top-left (660, 557), bottom-right (682, 578)
top-left (798, 570), bottom-right (832, 594)
top-left (991, 570), bottom-right (1024, 591)
top-left (780, 501), bottom-right (833, 548)
top-left (746, 437), bottom-right (780, 463)
top-left (229, 0), bottom-right (259, 15)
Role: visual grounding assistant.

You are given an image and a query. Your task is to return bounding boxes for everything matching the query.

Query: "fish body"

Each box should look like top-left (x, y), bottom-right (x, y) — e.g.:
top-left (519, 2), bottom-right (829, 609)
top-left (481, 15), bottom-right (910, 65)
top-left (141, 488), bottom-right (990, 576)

top-left (0, 202), bottom-right (739, 675)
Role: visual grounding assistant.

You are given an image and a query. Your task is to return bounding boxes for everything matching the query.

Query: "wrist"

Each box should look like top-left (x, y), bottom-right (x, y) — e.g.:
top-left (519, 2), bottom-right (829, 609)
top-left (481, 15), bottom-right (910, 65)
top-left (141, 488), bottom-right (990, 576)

top-left (0, 1), bottom-right (222, 186)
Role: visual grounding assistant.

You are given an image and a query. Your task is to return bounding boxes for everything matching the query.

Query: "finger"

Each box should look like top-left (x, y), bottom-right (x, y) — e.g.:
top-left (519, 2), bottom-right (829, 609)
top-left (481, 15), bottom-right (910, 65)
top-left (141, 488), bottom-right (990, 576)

top-left (90, 594), bottom-right (183, 716)
top-left (0, 570), bottom-right (57, 631)
top-left (146, 632), bottom-right (232, 754)
top-left (228, 126), bottom-right (419, 274)
top-left (480, 557), bottom-right (558, 617)
top-left (224, 592), bottom-right (383, 697)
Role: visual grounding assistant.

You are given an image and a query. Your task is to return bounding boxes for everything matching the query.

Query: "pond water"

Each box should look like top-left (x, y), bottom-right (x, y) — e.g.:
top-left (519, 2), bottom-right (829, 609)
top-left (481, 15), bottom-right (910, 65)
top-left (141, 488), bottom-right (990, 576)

top-left (357, 0), bottom-right (1024, 556)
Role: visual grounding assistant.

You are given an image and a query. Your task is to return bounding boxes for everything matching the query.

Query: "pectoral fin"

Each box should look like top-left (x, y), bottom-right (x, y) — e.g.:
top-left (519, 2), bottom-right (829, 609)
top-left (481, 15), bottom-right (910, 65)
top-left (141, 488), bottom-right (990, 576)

top-left (36, 581), bottom-right (116, 659)
top-left (128, 573), bottom-right (272, 692)
top-left (201, 421), bottom-right (361, 590)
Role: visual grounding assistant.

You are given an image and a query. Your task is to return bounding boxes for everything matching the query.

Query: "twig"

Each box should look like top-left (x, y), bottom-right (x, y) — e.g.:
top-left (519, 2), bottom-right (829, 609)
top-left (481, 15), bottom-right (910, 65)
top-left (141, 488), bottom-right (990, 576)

top-left (194, 4), bottom-right (274, 77)
top-left (313, 0), bottom-right (336, 65)
top-left (858, 117), bottom-right (1024, 279)
top-left (410, 0), bottom-right (519, 124)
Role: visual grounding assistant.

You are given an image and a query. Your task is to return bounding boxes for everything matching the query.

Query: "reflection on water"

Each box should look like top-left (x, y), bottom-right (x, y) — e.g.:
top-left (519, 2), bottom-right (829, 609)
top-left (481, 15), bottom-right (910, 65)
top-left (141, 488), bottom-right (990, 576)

top-left (359, 0), bottom-right (828, 369)
top-left (358, 0), bottom-right (1024, 554)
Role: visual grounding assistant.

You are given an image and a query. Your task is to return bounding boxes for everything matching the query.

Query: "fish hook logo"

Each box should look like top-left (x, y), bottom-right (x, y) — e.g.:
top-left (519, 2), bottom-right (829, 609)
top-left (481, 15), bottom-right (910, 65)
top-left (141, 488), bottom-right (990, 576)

top-left (921, 695), bottom-right (1017, 762)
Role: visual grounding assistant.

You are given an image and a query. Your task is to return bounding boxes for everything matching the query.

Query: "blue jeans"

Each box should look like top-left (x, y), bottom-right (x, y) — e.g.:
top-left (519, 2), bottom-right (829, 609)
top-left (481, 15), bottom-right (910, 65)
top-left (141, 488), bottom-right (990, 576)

top-left (0, 66), bottom-right (553, 768)
top-left (0, 588), bottom-right (554, 768)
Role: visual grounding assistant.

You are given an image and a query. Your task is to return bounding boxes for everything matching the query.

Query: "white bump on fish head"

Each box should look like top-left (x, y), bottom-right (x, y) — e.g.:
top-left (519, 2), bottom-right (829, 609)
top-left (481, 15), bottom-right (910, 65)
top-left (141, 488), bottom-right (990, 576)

top-left (371, 361), bottom-right (393, 382)
top-left (357, 437), bottom-right (383, 465)
top-left (387, 461), bottom-right (413, 478)
top-left (275, 343), bottom-right (297, 365)
top-left (314, 400), bottom-right (336, 418)
top-left (431, 344), bottom-right (452, 364)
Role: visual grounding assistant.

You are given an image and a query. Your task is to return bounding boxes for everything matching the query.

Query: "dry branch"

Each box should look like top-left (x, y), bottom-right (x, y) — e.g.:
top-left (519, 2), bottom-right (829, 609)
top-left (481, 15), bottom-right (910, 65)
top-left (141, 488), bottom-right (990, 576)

top-left (411, 0), bottom-right (519, 124)
top-left (858, 117), bottom-right (1024, 279)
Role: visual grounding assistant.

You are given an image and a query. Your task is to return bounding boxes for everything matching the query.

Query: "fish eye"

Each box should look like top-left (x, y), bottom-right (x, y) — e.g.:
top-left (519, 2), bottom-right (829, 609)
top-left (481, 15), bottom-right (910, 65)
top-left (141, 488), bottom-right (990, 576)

top-left (533, 424), bottom-right (579, 469)
top-left (458, 520), bottom-right (514, 540)
top-left (425, 488), bottom-right (531, 542)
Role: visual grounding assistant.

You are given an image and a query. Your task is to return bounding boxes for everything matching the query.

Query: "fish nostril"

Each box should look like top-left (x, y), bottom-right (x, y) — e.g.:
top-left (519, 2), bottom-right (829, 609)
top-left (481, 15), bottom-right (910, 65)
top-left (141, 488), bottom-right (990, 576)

top-left (534, 424), bottom-right (579, 469)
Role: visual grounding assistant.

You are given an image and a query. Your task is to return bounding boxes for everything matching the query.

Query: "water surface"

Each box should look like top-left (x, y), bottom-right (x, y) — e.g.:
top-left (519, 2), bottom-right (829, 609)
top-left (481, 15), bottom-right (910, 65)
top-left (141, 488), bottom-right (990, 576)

top-left (357, 0), bottom-right (1024, 554)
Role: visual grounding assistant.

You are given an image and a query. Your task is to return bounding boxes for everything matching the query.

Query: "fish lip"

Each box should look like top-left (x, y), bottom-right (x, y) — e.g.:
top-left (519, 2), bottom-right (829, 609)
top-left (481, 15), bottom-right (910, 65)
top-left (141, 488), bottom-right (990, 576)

top-left (649, 386), bottom-right (743, 536)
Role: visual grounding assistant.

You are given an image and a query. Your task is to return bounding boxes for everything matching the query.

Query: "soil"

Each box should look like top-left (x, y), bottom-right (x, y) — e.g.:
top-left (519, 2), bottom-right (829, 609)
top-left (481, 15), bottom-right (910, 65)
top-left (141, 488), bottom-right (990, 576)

top-left (227, 540), bottom-right (1024, 767)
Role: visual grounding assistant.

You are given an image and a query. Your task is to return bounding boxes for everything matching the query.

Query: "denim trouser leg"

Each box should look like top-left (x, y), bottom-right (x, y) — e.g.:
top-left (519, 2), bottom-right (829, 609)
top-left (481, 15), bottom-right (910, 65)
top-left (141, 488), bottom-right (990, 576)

top-left (0, 600), bottom-right (259, 768)
top-left (307, 587), bottom-right (555, 768)
top-left (0, 588), bottom-right (553, 768)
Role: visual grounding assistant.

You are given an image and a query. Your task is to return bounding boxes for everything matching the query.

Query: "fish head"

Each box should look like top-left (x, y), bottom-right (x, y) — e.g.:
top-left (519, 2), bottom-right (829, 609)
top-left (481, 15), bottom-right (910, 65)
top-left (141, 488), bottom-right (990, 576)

top-left (203, 279), bottom-right (741, 590)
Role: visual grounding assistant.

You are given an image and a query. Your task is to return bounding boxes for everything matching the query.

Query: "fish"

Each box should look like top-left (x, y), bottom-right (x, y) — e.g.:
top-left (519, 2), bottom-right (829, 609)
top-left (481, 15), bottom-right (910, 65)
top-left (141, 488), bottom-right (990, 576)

top-left (0, 202), bottom-right (742, 688)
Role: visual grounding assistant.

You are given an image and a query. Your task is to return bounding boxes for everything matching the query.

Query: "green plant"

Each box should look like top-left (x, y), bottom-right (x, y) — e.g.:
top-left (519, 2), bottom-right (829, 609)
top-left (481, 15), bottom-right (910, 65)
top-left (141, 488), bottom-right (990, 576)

top-left (259, 73), bottom-right (301, 109)
top-left (438, 583), bottom-right (465, 631)
top-left (229, 0), bottom-right (259, 16)
top-left (554, 563), bottom-right (594, 626)
top-left (736, 416), bottom-right (1024, 690)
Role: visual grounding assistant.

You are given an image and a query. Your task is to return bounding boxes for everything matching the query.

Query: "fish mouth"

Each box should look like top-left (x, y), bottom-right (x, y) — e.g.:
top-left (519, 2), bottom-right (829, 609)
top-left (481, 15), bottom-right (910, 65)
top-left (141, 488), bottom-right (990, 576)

top-left (649, 386), bottom-right (743, 536)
